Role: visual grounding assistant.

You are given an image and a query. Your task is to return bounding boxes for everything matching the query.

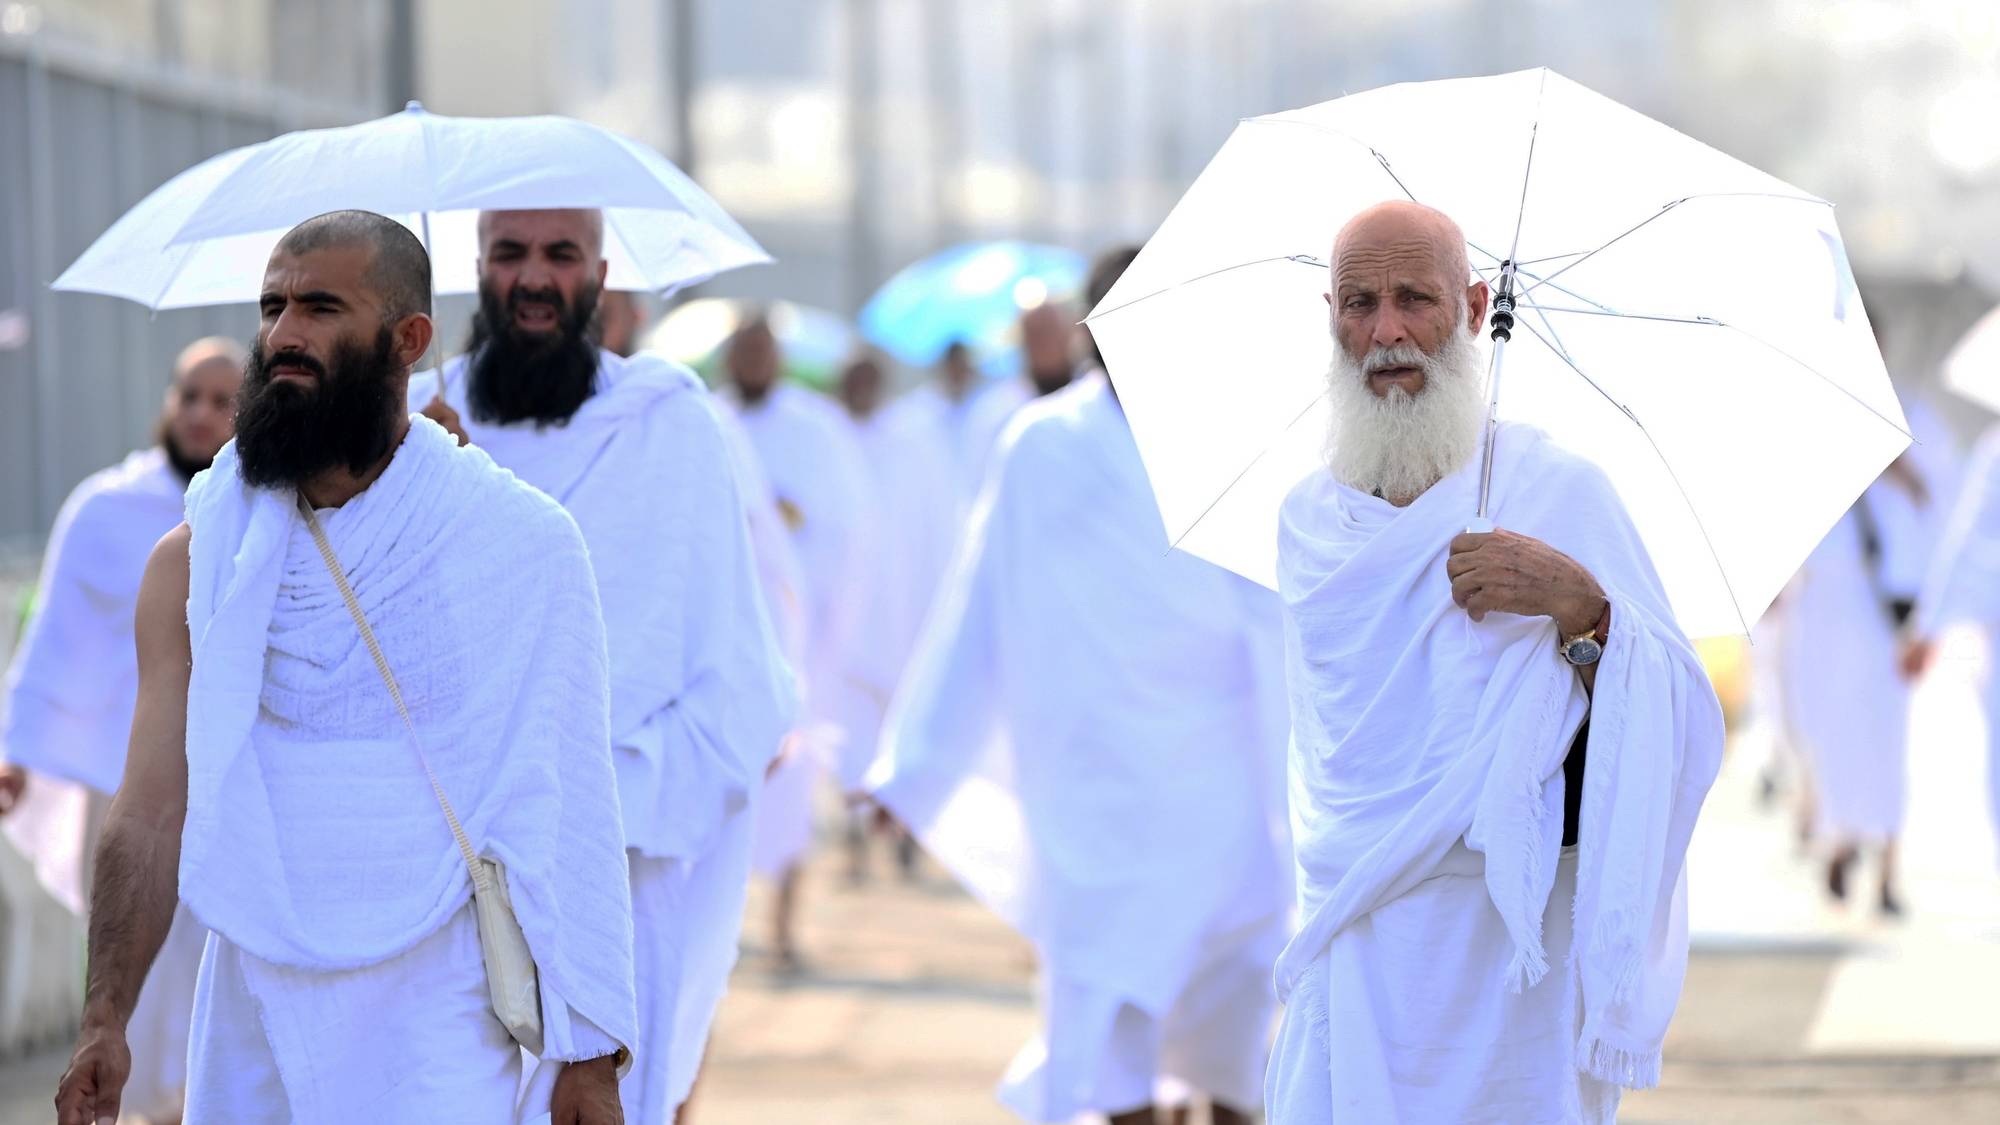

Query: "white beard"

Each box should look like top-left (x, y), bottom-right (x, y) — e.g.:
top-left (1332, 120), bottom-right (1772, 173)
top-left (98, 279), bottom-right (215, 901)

top-left (1323, 318), bottom-right (1488, 505)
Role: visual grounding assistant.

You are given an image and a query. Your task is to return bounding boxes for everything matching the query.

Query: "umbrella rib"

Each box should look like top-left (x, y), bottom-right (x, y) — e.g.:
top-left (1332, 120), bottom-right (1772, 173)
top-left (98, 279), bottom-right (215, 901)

top-left (1085, 255), bottom-right (1312, 322)
top-left (1515, 293), bottom-right (1579, 366)
top-left (1530, 306), bottom-right (1914, 440)
top-left (1166, 387), bottom-right (1329, 556)
top-left (1240, 117), bottom-right (1418, 203)
top-left (1518, 192), bottom-right (1829, 299)
top-left (1516, 318), bottom-right (1752, 636)
top-left (1505, 69), bottom-right (1549, 262)
top-left (1471, 243), bottom-right (1589, 271)
top-left (1473, 249), bottom-right (1618, 314)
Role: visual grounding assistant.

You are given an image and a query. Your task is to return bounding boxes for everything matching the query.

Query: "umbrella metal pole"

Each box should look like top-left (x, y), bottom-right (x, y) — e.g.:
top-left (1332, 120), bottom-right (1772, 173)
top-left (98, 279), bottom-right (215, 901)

top-left (1473, 260), bottom-right (1518, 524)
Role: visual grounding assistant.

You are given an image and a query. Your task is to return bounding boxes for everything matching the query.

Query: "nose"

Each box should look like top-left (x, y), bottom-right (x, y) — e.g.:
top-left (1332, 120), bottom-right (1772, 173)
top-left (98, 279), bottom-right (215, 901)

top-left (517, 257), bottom-right (553, 292)
top-left (266, 305), bottom-right (308, 354)
top-left (1371, 306), bottom-right (1409, 350)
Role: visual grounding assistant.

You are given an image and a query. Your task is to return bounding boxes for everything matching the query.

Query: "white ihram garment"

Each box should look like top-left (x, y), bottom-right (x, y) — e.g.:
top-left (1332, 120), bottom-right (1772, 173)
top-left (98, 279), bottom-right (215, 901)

top-left (825, 401), bottom-right (960, 786)
top-left (1920, 424), bottom-right (2000, 850)
top-left (732, 382), bottom-right (871, 875)
top-left (1782, 470), bottom-right (1942, 843)
top-left (178, 417), bottom-right (636, 1121)
top-left (1, 447), bottom-right (203, 1118)
top-left (899, 377), bottom-right (1033, 516)
top-left (870, 374), bottom-right (1292, 1121)
top-left (1265, 423), bottom-right (1722, 1125)
top-left (424, 349), bottom-right (796, 1119)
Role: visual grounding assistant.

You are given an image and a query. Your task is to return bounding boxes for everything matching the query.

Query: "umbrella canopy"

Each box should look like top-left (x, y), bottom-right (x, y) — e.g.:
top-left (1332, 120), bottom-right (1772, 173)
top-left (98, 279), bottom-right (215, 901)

top-left (1087, 68), bottom-right (1909, 640)
top-left (641, 298), bottom-right (858, 391)
top-left (1944, 302), bottom-right (2000, 415)
top-left (860, 240), bottom-right (1085, 366)
top-left (53, 102), bottom-right (769, 309)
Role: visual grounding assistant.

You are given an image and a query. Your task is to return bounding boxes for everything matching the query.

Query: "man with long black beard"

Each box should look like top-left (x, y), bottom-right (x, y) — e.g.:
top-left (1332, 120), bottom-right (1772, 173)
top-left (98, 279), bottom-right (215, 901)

top-left (58, 210), bottom-right (636, 1125)
top-left (419, 208), bottom-right (796, 1125)
top-left (4, 337), bottom-right (239, 1124)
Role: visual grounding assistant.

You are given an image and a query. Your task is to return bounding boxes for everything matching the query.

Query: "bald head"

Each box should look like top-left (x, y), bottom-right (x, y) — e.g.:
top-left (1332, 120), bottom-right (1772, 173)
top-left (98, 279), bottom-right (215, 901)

top-left (276, 210), bottom-right (431, 323)
top-left (173, 335), bottom-right (246, 380)
top-left (725, 314), bottom-right (781, 405)
top-left (161, 336), bottom-right (246, 479)
top-left (1333, 201), bottom-right (1471, 301)
top-left (1327, 200), bottom-right (1487, 400)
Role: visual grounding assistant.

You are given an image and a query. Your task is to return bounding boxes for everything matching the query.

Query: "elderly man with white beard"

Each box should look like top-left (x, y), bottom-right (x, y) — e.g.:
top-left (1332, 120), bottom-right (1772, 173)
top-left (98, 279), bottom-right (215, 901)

top-left (1262, 201), bottom-right (1723, 1125)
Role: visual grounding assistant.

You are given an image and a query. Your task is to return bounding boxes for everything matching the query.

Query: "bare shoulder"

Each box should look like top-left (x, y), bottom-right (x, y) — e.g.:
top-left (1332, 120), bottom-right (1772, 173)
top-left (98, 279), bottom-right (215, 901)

top-left (136, 524), bottom-right (192, 654)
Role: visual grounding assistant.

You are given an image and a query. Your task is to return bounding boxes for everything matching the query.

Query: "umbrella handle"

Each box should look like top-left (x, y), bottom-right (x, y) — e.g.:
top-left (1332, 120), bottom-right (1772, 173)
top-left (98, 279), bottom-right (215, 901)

top-left (1474, 261), bottom-right (1519, 521)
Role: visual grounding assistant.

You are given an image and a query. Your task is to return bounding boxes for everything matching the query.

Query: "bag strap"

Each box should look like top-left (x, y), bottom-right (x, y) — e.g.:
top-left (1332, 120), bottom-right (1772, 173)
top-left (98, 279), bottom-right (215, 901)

top-left (296, 493), bottom-right (489, 891)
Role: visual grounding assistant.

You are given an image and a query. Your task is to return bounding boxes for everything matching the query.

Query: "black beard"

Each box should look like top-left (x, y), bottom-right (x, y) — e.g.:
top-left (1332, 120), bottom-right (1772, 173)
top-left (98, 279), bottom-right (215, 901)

top-left (234, 328), bottom-right (401, 490)
top-left (154, 418), bottom-right (214, 484)
top-left (1029, 362), bottom-right (1074, 397)
top-left (464, 279), bottom-right (602, 426)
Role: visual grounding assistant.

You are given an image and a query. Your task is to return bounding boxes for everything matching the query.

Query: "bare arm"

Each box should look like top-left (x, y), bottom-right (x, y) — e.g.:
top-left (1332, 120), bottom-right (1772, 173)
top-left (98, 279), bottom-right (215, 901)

top-left (56, 523), bottom-right (191, 1125)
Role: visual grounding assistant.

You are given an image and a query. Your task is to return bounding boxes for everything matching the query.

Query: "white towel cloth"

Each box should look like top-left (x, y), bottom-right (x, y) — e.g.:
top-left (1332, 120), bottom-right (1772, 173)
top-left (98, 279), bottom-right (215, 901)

top-left (825, 400), bottom-right (961, 787)
top-left (422, 351), bottom-right (795, 862)
top-left (2, 447), bottom-right (202, 1114)
top-left (730, 381), bottom-right (872, 872)
top-left (4, 447), bottom-right (183, 798)
top-left (179, 415), bottom-right (638, 1098)
top-left (422, 350), bottom-right (796, 1121)
top-left (1269, 422), bottom-right (1722, 1114)
top-left (870, 373), bottom-right (1292, 1120)
top-left (1918, 425), bottom-right (2000, 847)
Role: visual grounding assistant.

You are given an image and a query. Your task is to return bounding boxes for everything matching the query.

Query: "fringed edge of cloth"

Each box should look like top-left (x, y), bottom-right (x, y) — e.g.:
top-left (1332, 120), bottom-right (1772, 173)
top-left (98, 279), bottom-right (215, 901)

top-left (1577, 1026), bottom-right (1663, 1090)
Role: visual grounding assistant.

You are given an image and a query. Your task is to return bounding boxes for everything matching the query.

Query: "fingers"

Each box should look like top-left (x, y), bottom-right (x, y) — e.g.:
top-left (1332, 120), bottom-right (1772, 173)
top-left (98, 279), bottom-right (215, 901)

top-left (55, 1063), bottom-right (118, 1125)
top-left (1448, 531), bottom-right (1489, 556)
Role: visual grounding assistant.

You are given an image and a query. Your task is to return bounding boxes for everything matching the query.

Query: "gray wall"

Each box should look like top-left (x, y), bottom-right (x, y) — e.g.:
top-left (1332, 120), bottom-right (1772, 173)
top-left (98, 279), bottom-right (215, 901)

top-left (1, 16), bottom-right (388, 547)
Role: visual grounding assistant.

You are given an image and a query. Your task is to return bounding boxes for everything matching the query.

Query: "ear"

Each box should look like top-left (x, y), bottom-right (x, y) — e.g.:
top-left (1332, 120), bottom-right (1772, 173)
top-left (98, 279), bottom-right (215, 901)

top-left (595, 257), bottom-right (609, 288)
top-left (1323, 291), bottom-right (1333, 307)
top-left (392, 313), bottom-right (436, 371)
top-left (1465, 280), bottom-right (1490, 336)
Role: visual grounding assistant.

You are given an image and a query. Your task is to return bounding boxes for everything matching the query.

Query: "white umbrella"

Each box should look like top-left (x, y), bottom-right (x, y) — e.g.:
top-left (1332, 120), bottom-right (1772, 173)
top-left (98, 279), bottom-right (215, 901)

top-left (1086, 68), bottom-right (1909, 640)
top-left (1943, 303), bottom-right (2000, 415)
top-left (52, 101), bottom-right (769, 309)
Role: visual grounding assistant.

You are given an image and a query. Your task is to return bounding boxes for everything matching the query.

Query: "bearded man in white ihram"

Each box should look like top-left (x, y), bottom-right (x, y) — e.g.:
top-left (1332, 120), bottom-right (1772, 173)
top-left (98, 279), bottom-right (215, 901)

top-left (1262, 200), bottom-right (1723, 1124)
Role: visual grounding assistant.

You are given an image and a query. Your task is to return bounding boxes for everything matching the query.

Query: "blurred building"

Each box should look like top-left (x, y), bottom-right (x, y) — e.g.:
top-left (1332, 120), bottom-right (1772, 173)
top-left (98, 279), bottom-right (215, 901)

top-left (2, 0), bottom-right (1997, 542)
top-left (0, 0), bottom-right (396, 546)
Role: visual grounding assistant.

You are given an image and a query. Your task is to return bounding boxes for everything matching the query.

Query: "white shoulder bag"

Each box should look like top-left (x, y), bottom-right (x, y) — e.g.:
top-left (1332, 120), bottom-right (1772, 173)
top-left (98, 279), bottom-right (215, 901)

top-left (299, 493), bottom-right (545, 1055)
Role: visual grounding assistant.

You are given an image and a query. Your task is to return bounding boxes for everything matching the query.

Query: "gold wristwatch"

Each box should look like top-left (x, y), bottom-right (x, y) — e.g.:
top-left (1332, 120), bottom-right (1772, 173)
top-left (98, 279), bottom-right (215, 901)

top-left (1560, 599), bottom-right (1611, 666)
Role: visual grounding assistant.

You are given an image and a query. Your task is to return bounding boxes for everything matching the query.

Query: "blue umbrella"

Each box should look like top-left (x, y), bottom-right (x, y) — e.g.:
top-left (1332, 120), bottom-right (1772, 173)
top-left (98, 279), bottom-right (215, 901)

top-left (861, 241), bottom-right (1086, 367)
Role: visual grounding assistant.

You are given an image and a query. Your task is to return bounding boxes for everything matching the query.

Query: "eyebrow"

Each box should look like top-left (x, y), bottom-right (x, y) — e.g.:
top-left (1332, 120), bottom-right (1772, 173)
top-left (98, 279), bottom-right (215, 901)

top-left (489, 237), bottom-right (587, 254)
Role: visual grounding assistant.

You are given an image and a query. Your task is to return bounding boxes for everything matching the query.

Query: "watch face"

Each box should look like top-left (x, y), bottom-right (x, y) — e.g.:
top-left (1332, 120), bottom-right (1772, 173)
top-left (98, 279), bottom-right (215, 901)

top-left (1564, 637), bottom-right (1603, 666)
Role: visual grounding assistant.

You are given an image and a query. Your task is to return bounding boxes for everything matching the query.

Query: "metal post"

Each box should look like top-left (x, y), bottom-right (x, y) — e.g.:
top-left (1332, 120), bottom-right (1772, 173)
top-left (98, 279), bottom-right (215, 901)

top-left (920, 0), bottom-right (963, 246)
top-left (666, 0), bottom-right (699, 177)
top-left (846, 0), bottom-right (881, 315)
top-left (24, 31), bottom-right (63, 530)
top-left (386, 0), bottom-right (420, 111)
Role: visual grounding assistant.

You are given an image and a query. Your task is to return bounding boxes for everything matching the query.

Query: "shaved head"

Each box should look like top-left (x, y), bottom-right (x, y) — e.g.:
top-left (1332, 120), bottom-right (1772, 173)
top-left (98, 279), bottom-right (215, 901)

top-left (275, 210), bottom-right (432, 323)
top-left (1332, 200), bottom-right (1471, 312)
top-left (477, 209), bottom-right (605, 259)
top-left (173, 335), bottom-right (246, 381)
